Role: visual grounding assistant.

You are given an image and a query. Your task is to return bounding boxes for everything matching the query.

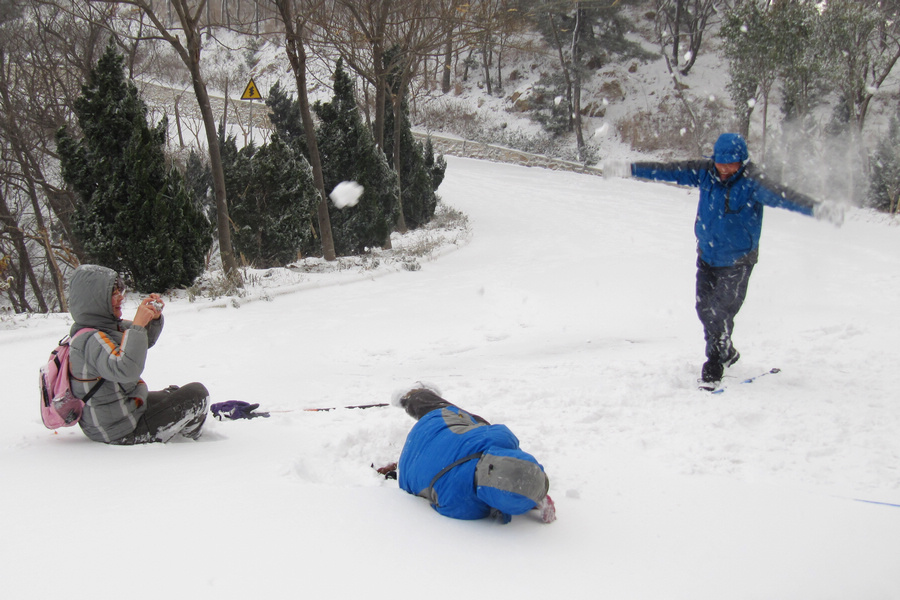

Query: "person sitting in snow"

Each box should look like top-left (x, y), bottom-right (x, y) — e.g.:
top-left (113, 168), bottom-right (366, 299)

top-left (385, 386), bottom-right (555, 524)
top-left (65, 264), bottom-right (209, 444)
top-left (605, 132), bottom-right (844, 386)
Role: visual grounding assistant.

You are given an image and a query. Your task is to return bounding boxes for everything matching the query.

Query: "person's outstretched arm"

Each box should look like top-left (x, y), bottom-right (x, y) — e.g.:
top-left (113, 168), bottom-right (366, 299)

top-left (746, 167), bottom-right (844, 226)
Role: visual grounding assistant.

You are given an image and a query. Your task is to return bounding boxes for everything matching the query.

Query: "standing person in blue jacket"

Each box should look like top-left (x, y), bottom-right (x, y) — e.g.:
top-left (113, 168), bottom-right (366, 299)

top-left (391, 386), bottom-right (555, 524)
top-left (607, 133), bottom-right (843, 386)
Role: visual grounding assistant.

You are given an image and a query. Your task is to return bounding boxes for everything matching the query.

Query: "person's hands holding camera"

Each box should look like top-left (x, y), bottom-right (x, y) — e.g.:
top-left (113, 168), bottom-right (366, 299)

top-left (133, 294), bottom-right (164, 327)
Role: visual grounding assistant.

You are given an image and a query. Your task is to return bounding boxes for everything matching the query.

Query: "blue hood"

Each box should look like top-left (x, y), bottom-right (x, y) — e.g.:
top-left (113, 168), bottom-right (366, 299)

top-left (713, 133), bottom-right (748, 163)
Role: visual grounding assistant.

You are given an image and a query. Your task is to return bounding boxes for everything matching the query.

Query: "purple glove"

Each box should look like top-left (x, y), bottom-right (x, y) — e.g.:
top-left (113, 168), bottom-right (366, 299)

top-left (211, 401), bottom-right (270, 420)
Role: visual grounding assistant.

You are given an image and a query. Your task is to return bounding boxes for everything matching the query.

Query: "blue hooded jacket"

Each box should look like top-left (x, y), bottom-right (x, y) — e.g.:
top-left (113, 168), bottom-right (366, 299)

top-left (398, 406), bottom-right (548, 521)
top-left (631, 134), bottom-right (818, 267)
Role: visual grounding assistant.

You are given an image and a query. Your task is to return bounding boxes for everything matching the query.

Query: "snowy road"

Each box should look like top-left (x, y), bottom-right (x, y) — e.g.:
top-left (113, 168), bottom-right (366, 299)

top-left (3, 156), bottom-right (899, 599)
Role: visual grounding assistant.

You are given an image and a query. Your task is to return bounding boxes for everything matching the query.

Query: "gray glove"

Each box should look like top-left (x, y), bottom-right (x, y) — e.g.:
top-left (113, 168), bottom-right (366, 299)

top-left (602, 160), bottom-right (632, 179)
top-left (813, 201), bottom-right (845, 227)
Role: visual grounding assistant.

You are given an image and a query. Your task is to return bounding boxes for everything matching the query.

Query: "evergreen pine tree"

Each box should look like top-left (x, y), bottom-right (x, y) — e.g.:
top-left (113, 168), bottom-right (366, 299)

top-left (314, 60), bottom-right (399, 254)
top-left (869, 112), bottom-right (900, 213)
top-left (265, 81), bottom-right (309, 159)
top-left (424, 137), bottom-right (446, 192)
top-left (221, 133), bottom-right (319, 267)
top-left (524, 3), bottom-right (653, 139)
top-left (721, 2), bottom-right (777, 138)
top-left (383, 48), bottom-right (443, 229)
top-left (56, 39), bottom-right (211, 292)
top-left (775, 0), bottom-right (826, 124)
top-left (529, 71), bottom-right (573, 137)
top-left (219, 134), bottom-right (255, 263)
top-left (185, 149), bottom-right (212, 213)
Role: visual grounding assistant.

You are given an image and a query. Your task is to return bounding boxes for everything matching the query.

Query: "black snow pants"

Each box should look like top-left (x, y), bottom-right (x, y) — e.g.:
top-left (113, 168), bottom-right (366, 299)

top-left (399, 388), bottom-right (490, 425)
top-left (109, 382), bottom-right (210, 445)
top-left (695, 258), bottom-right (754, 364)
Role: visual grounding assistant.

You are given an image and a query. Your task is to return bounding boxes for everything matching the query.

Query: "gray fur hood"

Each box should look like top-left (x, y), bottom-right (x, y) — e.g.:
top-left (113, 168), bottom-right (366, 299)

top-left (68, 264), bottom-right (120, 335)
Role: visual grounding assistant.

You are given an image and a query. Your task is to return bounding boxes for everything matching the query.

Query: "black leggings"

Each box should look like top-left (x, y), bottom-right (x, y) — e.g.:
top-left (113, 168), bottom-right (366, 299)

top-left (109, 382), bottom-right (209, 445)
top-left (695, 259), bottom-right (753, 362)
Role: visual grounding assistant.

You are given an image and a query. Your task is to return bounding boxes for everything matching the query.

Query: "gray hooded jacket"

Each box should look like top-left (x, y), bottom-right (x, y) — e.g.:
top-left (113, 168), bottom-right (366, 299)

top-left (67, 265), bottom-right (163, 442)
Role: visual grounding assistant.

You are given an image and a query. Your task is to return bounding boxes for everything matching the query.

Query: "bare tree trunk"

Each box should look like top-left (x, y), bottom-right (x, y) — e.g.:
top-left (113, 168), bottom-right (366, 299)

top-left (463, 47), bottom-right (473, 81)
top-left (548, 13), bottom-right (574, 132)
top-left (442, 32), bottom-right (452, 93)
top-left (673, 0), bottom-right (682, 67)
top-left (222, 77), bottom-right (229, 132)
top-left (659, 47), bottom-right (702, 156)
top-left (372, 39), bottom-right (387, 150)
top-left (392, 83), bottom-right (409, 233)
top-left (0, 34), bottom-right (85, 262)
top-left (122, 14), bottom-right (144, 78)
top-left (0, 190), bottom-right (44, 312)
top-left (572, 5), bottom-right (586, 161)
top-left (0, 78), bottom-right (66, 309)
top-left (758, 76), bottom-right (775, 161)
top-left (481, 40), bottom-right (492, 95)
top-left (275, 0), bottom-right (336, 260)
top-left (362, 80), bottom-right (372, 129)
top-left (496, 45), bottom-right (502, 93)
top-left (679, 0), bottom-right (717, 76)
top-left (761, 91), bottom-right (769, 161)
top-left (185, 40), bottom-right (241, 280)
top-left (372, 3), bottom-right (391, 152)
top-left (174, 95), bottom-right (185, 147)
top-left (334, 1), bottom-right (393, 151)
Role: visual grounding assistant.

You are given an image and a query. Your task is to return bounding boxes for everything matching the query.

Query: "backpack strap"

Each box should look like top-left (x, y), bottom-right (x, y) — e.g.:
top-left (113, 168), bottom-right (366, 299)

top-left (70, 328), bottom-right (105, 405)
top-left (81, 378), bottom-right (105, 403)
top-left (421, 452), bottom-right (484, 508)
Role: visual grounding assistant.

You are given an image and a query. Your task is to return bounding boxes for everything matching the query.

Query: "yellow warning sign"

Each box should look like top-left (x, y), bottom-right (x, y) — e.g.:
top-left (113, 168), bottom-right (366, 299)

top-left (240, 79), bottom-right (262, 100)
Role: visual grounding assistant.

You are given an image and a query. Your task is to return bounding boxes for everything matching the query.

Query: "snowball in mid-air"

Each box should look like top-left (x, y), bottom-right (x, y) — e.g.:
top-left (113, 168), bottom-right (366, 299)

top-left (330, 181), bottom-right (364, 208)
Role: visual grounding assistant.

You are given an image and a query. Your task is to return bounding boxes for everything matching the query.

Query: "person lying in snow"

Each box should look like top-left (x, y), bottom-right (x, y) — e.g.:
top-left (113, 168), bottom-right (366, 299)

top-left (66, 264), bottom-right (209, 444)
top-left (387, 386), bottom-right (555, 524)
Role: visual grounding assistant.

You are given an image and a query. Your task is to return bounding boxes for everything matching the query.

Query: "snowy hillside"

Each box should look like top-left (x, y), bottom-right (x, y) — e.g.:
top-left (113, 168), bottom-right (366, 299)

top-left (157, 12), bottom-right (898, 204)
top-left (199, 22), bottom-right (736, 165)
top-left (3, 157), bottom-right (899, 599)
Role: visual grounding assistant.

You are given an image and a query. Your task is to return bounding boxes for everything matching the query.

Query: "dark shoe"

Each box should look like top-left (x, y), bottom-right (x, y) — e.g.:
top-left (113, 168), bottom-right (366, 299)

top-left (701, 360), bottom-right (724, 384)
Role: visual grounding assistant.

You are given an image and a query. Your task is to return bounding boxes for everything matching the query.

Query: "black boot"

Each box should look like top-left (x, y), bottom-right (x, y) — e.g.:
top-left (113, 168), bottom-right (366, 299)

top-left (701, 359), bottom-right (724, 384)
top-left (722, 347), bottom-right (740, 368)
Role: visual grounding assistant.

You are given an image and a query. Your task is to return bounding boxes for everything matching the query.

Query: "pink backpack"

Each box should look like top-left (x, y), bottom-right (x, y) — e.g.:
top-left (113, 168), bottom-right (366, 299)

top-left (39, 328), bottom-right (104, 429)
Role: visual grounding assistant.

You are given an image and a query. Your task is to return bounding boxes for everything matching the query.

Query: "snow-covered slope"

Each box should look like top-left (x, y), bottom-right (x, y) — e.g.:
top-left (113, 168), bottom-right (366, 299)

top-left (2, 157), bottom-right (899, 598)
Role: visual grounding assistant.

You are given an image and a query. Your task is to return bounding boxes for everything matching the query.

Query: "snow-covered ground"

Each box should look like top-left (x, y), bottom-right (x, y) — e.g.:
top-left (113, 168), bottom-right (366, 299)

top-left (3, 157), bottom-right (899, 599)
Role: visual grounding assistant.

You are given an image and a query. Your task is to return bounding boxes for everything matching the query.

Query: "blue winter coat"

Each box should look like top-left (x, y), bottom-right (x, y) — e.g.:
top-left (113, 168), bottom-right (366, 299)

top-left (631, 160), bottom-right (817, 267)
top-left (398, 406), bottom-right (544, 520)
